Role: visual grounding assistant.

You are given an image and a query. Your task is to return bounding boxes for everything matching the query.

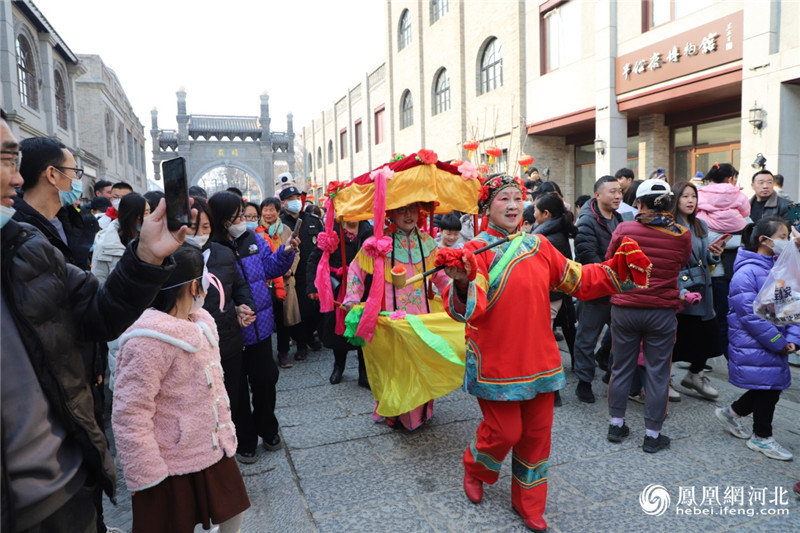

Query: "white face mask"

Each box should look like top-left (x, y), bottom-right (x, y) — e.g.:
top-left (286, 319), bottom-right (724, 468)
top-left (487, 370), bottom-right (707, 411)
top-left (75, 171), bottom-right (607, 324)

top-left (190, 292), bottom-right (206, 315)
top-left (111, 198), bottom-right (121, 209)
top-left (768, 237), bottom-right (790, 256)
top-left (227, 221), bottom-right (247, 239)
top-left (185, 234), bottom-right (209, 248)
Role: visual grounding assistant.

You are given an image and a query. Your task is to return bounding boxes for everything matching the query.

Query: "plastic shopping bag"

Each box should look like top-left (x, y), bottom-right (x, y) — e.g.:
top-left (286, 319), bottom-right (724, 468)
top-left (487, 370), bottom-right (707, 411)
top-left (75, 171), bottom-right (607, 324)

top-left (753, 243), bottom-right (800, 325)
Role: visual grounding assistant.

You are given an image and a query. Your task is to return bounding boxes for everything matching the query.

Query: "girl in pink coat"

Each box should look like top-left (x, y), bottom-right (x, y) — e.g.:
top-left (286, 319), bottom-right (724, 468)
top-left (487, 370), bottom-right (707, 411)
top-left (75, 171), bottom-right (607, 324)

top-left (112, 244), bottom-right (250, 533)
top-left (696, 163), bottom-right (750, 233)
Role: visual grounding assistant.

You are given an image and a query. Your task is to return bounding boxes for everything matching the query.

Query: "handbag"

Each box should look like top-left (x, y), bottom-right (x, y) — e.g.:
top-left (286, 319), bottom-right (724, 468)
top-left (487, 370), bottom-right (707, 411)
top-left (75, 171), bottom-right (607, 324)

top-left (678, 247), bottom-right (706, 293)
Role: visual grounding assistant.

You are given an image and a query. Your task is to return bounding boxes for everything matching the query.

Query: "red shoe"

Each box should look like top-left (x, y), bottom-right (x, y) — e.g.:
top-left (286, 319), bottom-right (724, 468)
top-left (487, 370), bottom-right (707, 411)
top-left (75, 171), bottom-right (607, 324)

top-left (463, 471), bottom-right (483, 503)
top-left (794, 481), bottom-right (800, 497)
top-left (513, 507), bottom-right (547, 532)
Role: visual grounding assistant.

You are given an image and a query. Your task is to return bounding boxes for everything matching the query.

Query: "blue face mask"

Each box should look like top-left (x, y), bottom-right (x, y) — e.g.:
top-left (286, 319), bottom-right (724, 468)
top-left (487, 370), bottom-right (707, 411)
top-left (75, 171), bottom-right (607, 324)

top-left (286, 199), bottom-right (302, 214)
top-left (58, 176), bottom-right (83, 207)
top-left (0, 205), bottom-right (15, 229)
top-left (245, 221), bottom-right (258, 231)
top-left (136, 223), bottom-right (142, 233)
top-left (523, 201), bottom-right (532, 210)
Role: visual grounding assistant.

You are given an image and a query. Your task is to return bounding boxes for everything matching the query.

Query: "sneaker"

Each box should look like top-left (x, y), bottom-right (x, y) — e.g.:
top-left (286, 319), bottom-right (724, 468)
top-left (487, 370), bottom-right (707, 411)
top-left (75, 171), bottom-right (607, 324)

top-left (294, 347), bottom-right (307, 361)
top-left (746, 436), bottom-right (794, 461)
top-left (553, 331), bottom-right (565, 342)
top-left (607, 423), bottom-right (630, 443)
top-left (576, 380), bottom-right (595, 403)
top-left (628, 390), bottom-right (646, 404)
top-left (668, 379), bottom-right (681, 402)
top-left (277, 352), bottom-right (294, 368)
top-left (793, 481), bottom-right (800, 497)
top-left (680, 371), bottom-right (718, 400)
top-left (263, 434), bottom-right (283, 451)
top-left (642, 433), bottom-right (671, 453)
top-left (236, 450), bottom-right (257, 464)
top-left (715, 407), bottom-right (751, 439)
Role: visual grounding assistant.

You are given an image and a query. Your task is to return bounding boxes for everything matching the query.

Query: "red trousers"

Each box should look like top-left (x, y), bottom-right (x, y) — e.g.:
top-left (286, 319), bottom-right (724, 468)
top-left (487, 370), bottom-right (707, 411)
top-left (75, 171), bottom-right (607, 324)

top-left (463, 393), bottom-right (554, 519)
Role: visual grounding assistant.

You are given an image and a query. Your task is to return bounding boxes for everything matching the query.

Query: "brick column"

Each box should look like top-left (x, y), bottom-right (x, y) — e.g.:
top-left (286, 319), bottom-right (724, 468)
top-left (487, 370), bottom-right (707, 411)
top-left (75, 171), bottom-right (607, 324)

top-left (637, 114), bottom-right (669, 179)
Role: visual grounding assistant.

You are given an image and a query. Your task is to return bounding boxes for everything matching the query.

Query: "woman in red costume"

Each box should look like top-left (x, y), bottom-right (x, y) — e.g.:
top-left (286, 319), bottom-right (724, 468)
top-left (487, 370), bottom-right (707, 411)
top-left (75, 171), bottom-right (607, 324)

top-left (441, 175), bottom-right (651, 532)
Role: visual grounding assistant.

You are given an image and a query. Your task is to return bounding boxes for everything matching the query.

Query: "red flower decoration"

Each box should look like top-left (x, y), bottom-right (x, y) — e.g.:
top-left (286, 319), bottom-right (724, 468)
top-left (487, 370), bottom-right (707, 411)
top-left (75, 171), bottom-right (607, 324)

top-left (479, 185), bottom-right (491, 204)
top-left (105, 206), bottom-right (118, 220)
top-left (477, 163), bottom-right (490, 176)
top-left (326, 180), bottom-right (344, 198)
top-left (416, 149), bottom-right (438, 165)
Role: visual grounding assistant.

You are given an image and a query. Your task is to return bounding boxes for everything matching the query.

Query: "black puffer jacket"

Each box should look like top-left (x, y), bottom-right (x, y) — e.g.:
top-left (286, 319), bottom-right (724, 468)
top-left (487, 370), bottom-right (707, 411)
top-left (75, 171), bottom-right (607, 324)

top-left (749, 191), bottom-right (792, 223)
top-left (0, 220), bottom-right (174, 527)
top-left (201, 241), bottom-right (255, 360)
top-left (534, 215), bottom-right (575, 302)
top-left (12, 198), bottom-right (96, 271)
top-left (574, 198), bottom-right (622, 265)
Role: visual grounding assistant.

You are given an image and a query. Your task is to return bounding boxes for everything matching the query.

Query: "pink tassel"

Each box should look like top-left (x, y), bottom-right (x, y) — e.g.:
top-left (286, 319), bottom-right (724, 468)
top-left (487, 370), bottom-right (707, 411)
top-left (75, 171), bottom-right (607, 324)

top-left (314, 197), bottom-right (338, 313)
top-left (356, 168), bottom-right (390, 342)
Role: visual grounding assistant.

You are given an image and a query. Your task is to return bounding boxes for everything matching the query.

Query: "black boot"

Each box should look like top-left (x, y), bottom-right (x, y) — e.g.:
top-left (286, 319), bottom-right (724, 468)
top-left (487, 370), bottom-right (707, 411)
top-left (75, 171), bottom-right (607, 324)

top-left (357, 350), bottom-right (370, 389)
top-left (553, 390), bottom-right (562, 407)
top-left (330, 350), bottom-right (346, 385)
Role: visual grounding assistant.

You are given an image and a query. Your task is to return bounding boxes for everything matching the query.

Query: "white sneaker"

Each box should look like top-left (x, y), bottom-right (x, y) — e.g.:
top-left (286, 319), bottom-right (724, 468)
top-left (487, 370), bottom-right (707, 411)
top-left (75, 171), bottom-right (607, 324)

top-left (680, 371), bottom-right (719, 400)
top-left (746, 435), bottom-right (794, 461)
top-left (715, 407), bottom-right (751, 439)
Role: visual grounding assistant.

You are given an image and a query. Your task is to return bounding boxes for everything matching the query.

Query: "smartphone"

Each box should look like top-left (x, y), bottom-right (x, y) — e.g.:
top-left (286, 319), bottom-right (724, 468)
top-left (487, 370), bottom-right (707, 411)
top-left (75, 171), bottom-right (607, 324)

top-left (709, 233), bottom-right (733, 250)
top-left (788, 203), bottom-right (800, 227)
top-left (161, 157), bottom-right (191, 232)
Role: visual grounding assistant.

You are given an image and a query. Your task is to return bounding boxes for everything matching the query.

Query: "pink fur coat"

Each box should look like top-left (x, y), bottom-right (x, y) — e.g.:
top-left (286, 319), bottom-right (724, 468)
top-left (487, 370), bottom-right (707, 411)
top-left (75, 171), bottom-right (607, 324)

top-left (112, 308), bottom-right (237, 491)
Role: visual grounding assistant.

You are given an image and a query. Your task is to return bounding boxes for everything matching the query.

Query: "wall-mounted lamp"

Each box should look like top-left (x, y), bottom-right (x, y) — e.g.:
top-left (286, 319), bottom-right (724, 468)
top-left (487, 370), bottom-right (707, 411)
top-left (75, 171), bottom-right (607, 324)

top-left (748, 102), bottom-right (766, 133)
top-left (751, 153), bottom-right (767, 170)
top-left (594, 138), bottom-right (606, 156)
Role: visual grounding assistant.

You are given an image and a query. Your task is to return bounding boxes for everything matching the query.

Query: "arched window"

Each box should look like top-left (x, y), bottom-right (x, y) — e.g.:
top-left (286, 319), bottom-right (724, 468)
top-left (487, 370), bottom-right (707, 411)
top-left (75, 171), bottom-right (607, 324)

top-left (430, 0), bottom-right (448, 23)
top-left (432, 69), bottom-right (450, 115)
top-left (54, 70), bottom-right (68, 129)
top-left (400, 90), bottom-right (413, 129)
top-left (398, 9), bottom-right (411, 50)
top-left (16, 35), bottom-right (38, 110)
top-left (105, 112), bottom-right (114, 156)
top-left (307, 153), bottom-right (313, 171)
top-left (118, 125), bottom-right (125, 164)
top-left (317, 147), bottom-right (322, 168)
top-left (478, 37), bottom-right (503, 95)
top-left (327, 140), bottom-right (334, 163)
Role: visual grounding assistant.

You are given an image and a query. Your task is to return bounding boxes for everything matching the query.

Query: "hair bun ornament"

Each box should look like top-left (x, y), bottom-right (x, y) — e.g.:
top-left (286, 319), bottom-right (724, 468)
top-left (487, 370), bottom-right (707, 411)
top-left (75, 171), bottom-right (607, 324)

top-left (712, 161), bottom-right (720, 169)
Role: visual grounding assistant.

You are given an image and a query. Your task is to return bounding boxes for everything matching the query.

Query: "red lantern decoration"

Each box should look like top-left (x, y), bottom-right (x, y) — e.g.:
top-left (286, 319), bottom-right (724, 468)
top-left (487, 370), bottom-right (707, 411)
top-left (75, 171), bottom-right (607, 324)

top-left (518, 154), bottom-right (534, 172)
top-left (463, 140), bottom-right (479, 162)
top-left (485, 146), bottom-right (502, 165)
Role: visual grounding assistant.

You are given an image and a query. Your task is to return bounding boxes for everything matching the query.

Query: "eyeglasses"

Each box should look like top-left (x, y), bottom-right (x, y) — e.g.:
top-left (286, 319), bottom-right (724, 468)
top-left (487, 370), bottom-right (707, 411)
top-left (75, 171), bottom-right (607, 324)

top-left (228, 212), bottom-right (243, 224)
top-left (242, 214), bottom-right (258, 221)
top-left (0, 150), bottom-right (22, 171)
top-left (55, 166), bottom-right (84, 180)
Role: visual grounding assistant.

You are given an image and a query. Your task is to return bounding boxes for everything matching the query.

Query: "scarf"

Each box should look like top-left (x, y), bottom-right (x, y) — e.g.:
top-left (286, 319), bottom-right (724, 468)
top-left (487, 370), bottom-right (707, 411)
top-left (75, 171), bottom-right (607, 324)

top-left (635, 212), bottom-right (687, 236)
top-left (264, 218), bottom-right (285, 239)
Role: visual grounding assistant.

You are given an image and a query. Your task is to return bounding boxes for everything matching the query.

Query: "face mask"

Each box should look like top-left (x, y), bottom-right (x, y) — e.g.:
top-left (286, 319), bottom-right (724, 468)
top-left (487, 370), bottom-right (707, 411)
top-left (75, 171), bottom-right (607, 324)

top-left (286, 199), bottom-right (302, 214)
top-left (185, 234), bottom-right (209, 248)
top-left (58, 177), bottom-right (83, 207)
top-left (0, 205), bottom-right (15, 229)
top-left (227, 221), bottom-right (247, 239)
top-left (523, 201), bottom-right (532, 210)
top-left (768, 237), bottom-right (790, 256)
top-left (136, 223), bottom-right (142, 233)
top-left (112, 198), bottom-right (121, 209)
top-left (245, 221), bottom-right (258, 231)
top-left (190, 290), bottom-right (206, 315)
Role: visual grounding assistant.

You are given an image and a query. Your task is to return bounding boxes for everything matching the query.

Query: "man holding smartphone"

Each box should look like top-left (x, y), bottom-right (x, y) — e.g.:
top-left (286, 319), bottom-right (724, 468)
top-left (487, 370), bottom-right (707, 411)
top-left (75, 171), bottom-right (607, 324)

top-left (279, 185), bottom-right (324, 360)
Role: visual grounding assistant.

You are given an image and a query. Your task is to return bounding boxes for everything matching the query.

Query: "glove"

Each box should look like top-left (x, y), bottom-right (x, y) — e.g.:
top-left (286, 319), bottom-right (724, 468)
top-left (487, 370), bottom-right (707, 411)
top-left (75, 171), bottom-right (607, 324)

top-left (684, 292), bottom-right (702, 306)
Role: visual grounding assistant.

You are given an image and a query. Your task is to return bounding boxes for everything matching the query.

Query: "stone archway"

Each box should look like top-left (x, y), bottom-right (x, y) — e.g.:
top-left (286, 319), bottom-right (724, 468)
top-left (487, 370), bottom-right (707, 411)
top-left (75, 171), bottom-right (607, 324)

top-left (195, 162), bottom-right (265, 203)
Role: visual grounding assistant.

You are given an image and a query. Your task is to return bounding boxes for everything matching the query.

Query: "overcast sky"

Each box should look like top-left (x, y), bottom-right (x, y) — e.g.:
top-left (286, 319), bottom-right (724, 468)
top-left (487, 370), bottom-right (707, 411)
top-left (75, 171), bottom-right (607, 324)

top-left (35, 0), bottom-right (385, 178)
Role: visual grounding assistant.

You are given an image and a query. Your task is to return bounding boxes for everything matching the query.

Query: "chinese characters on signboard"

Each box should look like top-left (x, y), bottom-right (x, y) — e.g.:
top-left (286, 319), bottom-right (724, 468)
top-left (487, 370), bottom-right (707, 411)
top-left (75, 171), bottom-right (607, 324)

top-left (621, 30), bottom-right (726, 80)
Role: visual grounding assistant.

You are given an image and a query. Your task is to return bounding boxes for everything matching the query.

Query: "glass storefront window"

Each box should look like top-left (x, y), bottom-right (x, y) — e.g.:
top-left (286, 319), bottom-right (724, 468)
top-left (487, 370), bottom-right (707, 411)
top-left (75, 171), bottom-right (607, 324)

top-left (575, 143), bottom-right (595, 196)
top-left (674, 126), bottom-right (692, 148)
top-left (696, 117), bottom-right (740, 146)
top-left (627, 135), bottom-right (639, 177)
top-left (575, 143), bottom-right (595, 165)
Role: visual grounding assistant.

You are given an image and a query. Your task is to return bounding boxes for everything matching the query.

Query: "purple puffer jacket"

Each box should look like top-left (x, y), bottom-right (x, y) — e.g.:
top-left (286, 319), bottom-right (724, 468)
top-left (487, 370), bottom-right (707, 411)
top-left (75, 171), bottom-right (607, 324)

top-left (224, 230), bottom-right (295, 346)
top-left (727, 248), bottom-right (800, 390)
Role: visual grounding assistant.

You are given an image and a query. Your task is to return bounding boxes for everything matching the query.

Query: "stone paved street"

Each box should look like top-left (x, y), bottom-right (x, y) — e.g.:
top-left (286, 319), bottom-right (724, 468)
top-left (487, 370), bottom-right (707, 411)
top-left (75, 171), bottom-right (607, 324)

top-left (104, 340), bottom-right (800, 532)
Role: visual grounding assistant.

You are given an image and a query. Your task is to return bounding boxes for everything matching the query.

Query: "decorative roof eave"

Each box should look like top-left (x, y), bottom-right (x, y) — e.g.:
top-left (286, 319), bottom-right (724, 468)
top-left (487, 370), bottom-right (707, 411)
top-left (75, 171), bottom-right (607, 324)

top-left (14, 0), bottom-right (78, 64)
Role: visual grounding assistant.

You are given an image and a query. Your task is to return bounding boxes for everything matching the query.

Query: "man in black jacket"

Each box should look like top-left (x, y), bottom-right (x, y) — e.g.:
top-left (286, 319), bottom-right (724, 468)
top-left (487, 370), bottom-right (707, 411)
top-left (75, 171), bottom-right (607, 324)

top-left (572, 175), bottom-right (623, 403)
top-left (750, 170), bottom-right (791, 223)
top-left (12, 137), bottom-right (95, 271)
top-left (1, 114), bottom-right (189, 532)
top-left (279, 186), bottom-right (324, 359)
